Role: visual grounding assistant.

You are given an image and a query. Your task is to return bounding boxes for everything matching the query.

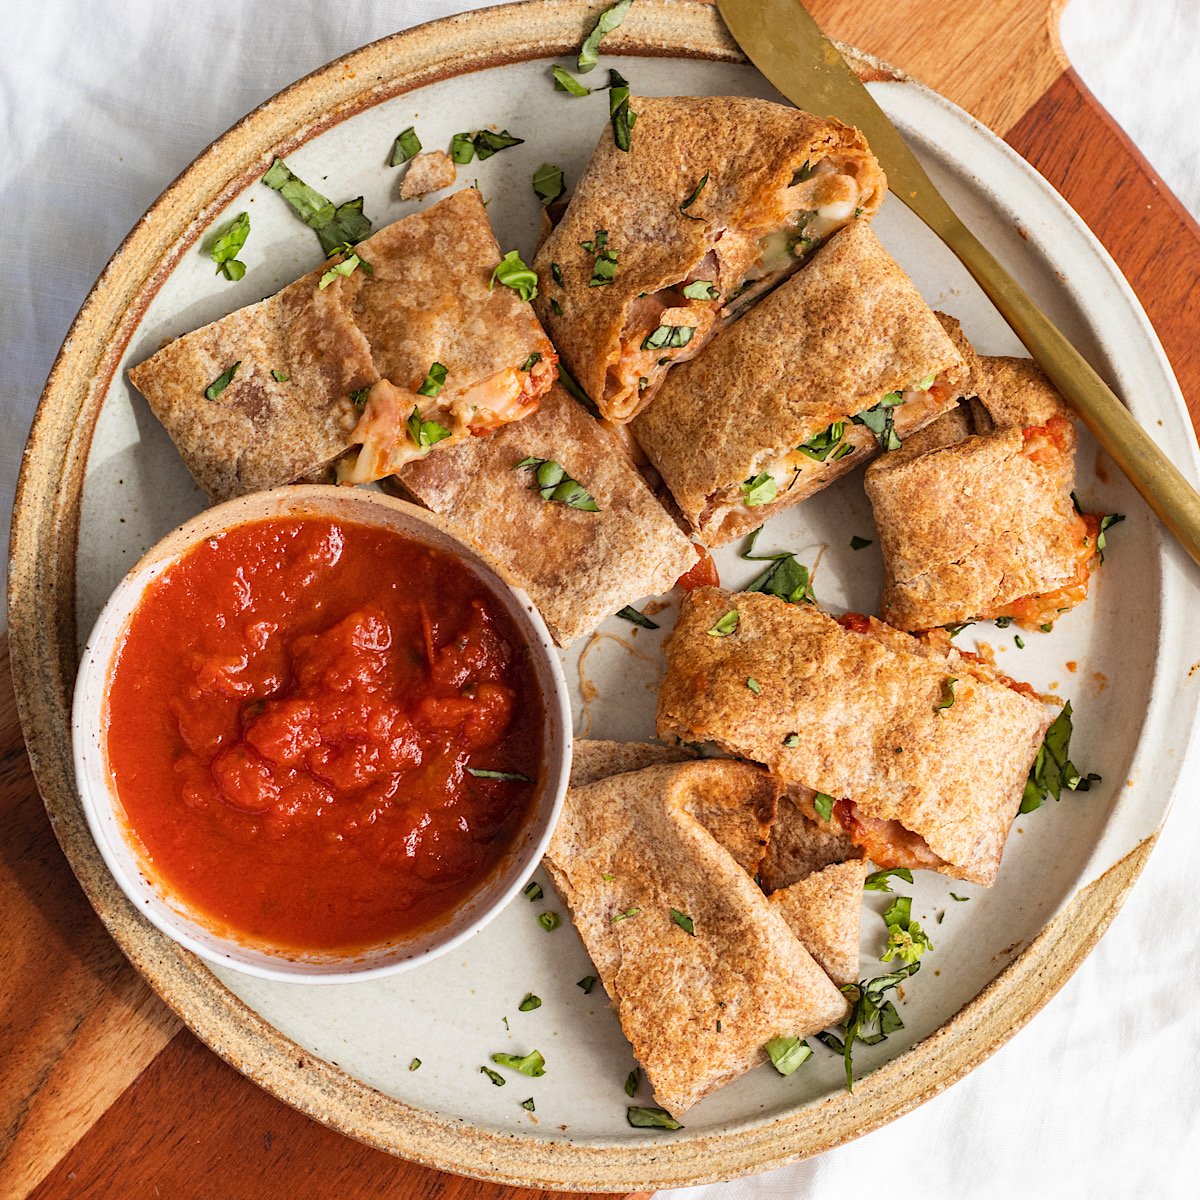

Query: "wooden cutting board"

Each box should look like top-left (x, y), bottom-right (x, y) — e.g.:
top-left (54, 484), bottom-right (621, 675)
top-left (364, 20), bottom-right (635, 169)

top-left (4, 1), bottom-right (1199, 1196)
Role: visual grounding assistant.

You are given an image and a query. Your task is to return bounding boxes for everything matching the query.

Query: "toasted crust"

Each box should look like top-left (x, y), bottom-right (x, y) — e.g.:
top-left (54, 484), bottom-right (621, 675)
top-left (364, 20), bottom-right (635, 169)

top-left (865, 357), bottom-right (1089, 631)
top-left (760, 790), bottom-right (863, 894)
top-left (568, 739), bottom-right (694, 787)
top-left (656, 590), bottom-right (1052, 885)
top-left (544, 760), bottom-right (849, 1115)
top-left (767, 859), bottom-right (870, 987)
top-left (393, 385), bottom-right (698, 646)
top-left (399, 150), bottom-right (456, 199)
top-left (630, 222), bottom-right (966, 545)
top-left (532, 96), bottom-right (885, 421)
top-left (128, 189), bottom-right (552, 502)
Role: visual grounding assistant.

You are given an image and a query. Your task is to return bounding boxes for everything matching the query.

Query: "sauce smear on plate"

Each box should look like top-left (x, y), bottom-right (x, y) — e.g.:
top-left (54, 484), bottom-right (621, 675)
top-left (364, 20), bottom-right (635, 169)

top-left (105, 517), bottom-right (542, 952)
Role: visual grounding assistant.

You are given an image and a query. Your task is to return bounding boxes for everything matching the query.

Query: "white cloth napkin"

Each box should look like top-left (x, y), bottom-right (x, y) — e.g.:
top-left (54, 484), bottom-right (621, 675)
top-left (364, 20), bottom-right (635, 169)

top-left (2, 2), bottom-right (1198, 1195)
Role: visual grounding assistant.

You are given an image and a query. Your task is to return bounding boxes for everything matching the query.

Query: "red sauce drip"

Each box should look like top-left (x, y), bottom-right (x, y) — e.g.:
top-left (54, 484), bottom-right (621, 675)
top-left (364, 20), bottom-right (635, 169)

top-left (105, 517), bottom-right (543, 953)
top-left (837, 611), bottom-right (872, 635)
top-left (676, 544), bottom-right (719, 591)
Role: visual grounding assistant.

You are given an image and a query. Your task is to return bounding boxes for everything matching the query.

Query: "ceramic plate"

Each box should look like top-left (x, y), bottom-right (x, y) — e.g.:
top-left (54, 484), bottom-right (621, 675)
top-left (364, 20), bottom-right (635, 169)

top-left (11, 0), bottom-right (1200, 1190)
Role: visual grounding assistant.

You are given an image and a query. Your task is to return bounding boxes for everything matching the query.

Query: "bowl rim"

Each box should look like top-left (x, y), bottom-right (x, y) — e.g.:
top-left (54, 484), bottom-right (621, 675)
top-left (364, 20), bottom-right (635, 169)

top-left (71, 483), bottom-right (573, 985)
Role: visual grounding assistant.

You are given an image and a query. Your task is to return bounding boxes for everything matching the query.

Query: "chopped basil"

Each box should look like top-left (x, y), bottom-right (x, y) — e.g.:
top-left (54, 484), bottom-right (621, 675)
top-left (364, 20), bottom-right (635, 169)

top-left (1097, 512), bottom-right (1125, 562)
top-left (783, 733), bottom-right (800, 748)
top-left (551, 299), bottom-right (563, 316)
top-left (467, 768), bottom-right (533, 781)
top-left (578, 0), bottom-right (633, 72)
top-left (681, 280), bottom-right (719, 300)
top-left (533, 162), bottom-right (566, 206)
top-left (552, 64), bottom-right (592, 95)
top-left (616, 605), bottom-right (659, 629)
top-left (881, 896), bottom-right (933, 965)
top-left (627, 1106), bottom-right (683, 1130)
top-left (612, 907), bottom-right (641, 923)
top-left (670, 908), bottom-right (695, 935)
top-left (850, 393), bottom-right (905, 451)
top-left (641, 323), bottom-right (695, 351)
top-left (740, 527), bottom-right (816, 605)
top-left (518, 993), bottom-right (542, 1011)
top-left (513, 457), bottom-right (600, 511)
top-left (319, 251), bottom-right (372, 290)
top-left (407, 405), bottom-right (452, 449)
top-left (820, 963), bottom-right (919, 1091)
top-left (680, 172), bottom-right (709, 220)
top-left (349, 387), bottom-right (371, 412)
top-left (490, 250), bottom-right (539, 301)
top-left (577, 975), bottom-right (597, 994)
top-left (741, 473), bottom-right (777, 508)
top-left (951, 893), bottom-right (969, 902)
top-left (262, 158), bottom-right (371, 254)
top-left (521, 352), bottom-right (543, 372)
top-left (935, 677), bottom-right (957, 712)
top-left (791, 161), bottom-right (813, 185)
top-left (451, 129), bottom-right (525, 164)
top-left (481, 1066), bottom-right (506, 1086)
top-left (607, 68), bottom-right (636, 152)
top-left (521, 1097), bottom-right (536, 1111)
top-left (451, 132), bottom-right (476, 164)
top-left (746, 677), bottom-right (761, 694)
top-left (492, 1049), bottom-right (546, 1077)
top-left (1014, 634), bottom-right (1026, 649)
top-left (524, 882), bottom-right (544, 902)
top-left (850, 536), bottom-right (872, 550)
top-left (944, 622), bottom-right (974, 637)
top-left (831, 442), bottom-right (855, 460)
top-left (390, 126), bottom-right (422, 166)
top-left (1020, 700), bottom-right (1099, 813)
top-left (707, 610), bottom-right (739, 637)
top-left (796, 421), bottom-right (846, 463)
top-left (994, 616), bottom-right (1013, 628)
top-left (204, 361), bottom-right (240, 401)
top-left (765, 1036), bottom-right (813, 1076)
top-left (538, 912), bottom-right (562, 931)
top-left (557, 363), bottom-right (599, 414)
top-left (603, 873), bottom-right (615, 881)
top-left (550, 265), bottom-right (566, 293)
top-left (589, 244), bottom-right (618, 287)
top-left (863, 867), bottom-right (914, 893)
top-left (1039, 622), bottom-right (1053, 632)
top-left (209, 212), bottom-right (250, 281)
top-left (409, 1057), bottom-right (421, 1071)
top-left (415, 362), bottom-right (448, 399)
top-left (625, 1068), bottom-right (641, 1097)
top-left (813, 792), bottom-right (834, 823)
top-left (271, 370), bottom-right (289, 383)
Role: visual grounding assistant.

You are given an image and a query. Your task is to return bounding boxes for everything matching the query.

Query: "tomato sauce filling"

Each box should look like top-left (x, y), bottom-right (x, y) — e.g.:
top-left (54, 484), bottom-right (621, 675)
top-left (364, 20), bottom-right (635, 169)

top-left (105, 517), bottom-right (543, 953)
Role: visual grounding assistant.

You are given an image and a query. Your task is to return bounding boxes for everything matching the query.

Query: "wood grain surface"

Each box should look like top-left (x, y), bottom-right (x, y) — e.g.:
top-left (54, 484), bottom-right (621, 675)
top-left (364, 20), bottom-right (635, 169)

top-left (6, 1), bottom-right (1200, 1197)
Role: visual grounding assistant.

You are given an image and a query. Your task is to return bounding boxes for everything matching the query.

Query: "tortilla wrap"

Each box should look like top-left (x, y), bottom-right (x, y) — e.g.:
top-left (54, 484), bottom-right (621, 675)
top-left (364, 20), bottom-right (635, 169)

top-left (656, 589), bottom-right (1051, 885)
top-left (533, 96), bottom-right (886, 421)
top-left (759, 790), bottom-right (863, 895)
top-left (128, 188), bottom-right (555, 501)
top-left (630, 223), bottom-right (967, 545)
top-left (545, 760), bottom-right (849, 1116)
top-left (392, 385), bottom-right (698, 647)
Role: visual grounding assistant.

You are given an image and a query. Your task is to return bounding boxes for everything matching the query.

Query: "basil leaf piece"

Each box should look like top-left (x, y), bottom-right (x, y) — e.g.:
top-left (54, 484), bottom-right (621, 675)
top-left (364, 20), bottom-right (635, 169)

top-left (880, 896), bottom-right (933, 965)
top-left (204, 361), bottom-right (240, 401)
top-left (813, 792), bottom-right (834, 822)
top-left (577, 975), bottom-right (597, 994)
top-left (590, 245), bottom-right (618, 286)
top-left (783, 733), bottom-right (800, 748)
top-left (538, 912), bottom-right (562, 931)
top-left (765, 1036), bottom-right (813, 1076)
top-left (406, 407), bottom-right (452, 449)
top-left (1097, 511), bottom-right (1125, 562)
top-left (707, 610), bottom-right (739, 637)
top-left (349, 387), bottom-right (371, 413)
top-left (625, 1068), bottom-right (641, 1097)
top-left (415, 363), bottom-right (448, 399)
top-left (1014, 634), bottom-right (1026, 649)
top-left (533, 162), bottom-right (566, 206)
top-left (741, 473), bottom-right (777, 507)
top-left (319, 252), bottom-right (373, 290)
top-left (951, 893), bottom-right (969, 902)
top-left (669, 908), bottom-right (695, 935)
top-left (616, 605), bottom-right (659, 629)
top-left (935, 677), bottom-right (957, 712)
top-left (863, 867), bottom-right (914, 893)
top-left (611, 907), bottom-right (641, 923)
top-left (831, 442), bottom-right (855, 460)
top-left (680, 172), bottom-right (709, 220)
top-left (943, 622), bottom-right (974, 637)
top-left (473, 129), bottom-right (525, 161)
top-left (578, 0), bottom-right (634, 72)
top-left (824, 962), bottom-right (919, 1091)
top-left (513, 457), bottom-right (600, 511)
top-left (518, 993), bottom-right (542, 1012)
top-left (209, 212), bottom-right (250, 281)
top-left (451, 132), bottom-right (476, 164)
top-left (1020, 700), bottom-right (1096, 813)
top-left (271, 370), bottom-right (289, 383)
top-left (263, 159), bottom-right (372, 255)
top-left (850, 394), bottom-right (905, 451)
top-left (481, 1066), bottom-right (506, 1086)
top-left (493, 1050), bottom-right (546, 1077)
top-left (607, 68), bottom-right (636, 152)
top-left (627, 1106), bottom-right (683, 1130)
top-left (490, 250), bottom-right (539, 301)
top-left (521, 352), bottom-right (543, 372)
top-left (524, 881), bottom-right (543, 902)
top-left (641, 323), bottom-right (695, 351)
top-left (746, 677), bottom-right (761, 694)
top-left (681, 280), bottom-right (719, 300)
top-left (745, 556), bottom-right (815, 606)
top-left (603, 873), bottom-right (615, 880)
top-left (468, 768), bottom-right (533, 782)
top-left (551, 262), bottom-right (565, 288)
top-left (553, 64), bottom-right (593, 95)
top-left (521, 1097), bottom-right (536, 1111)
top-left (994, 616), bottom-right (1013, 628)
top-left (796, 420), bottom-right (846, 463)
top-left (850, 535), bottom-right (872, 550)
top-left (390, 126), bottom-right (422, 166)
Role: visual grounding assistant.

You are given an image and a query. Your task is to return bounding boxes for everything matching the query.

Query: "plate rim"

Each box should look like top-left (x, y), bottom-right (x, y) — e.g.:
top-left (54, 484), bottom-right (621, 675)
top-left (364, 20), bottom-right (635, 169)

top-left (4, 0), bottom-right (1169, 1188)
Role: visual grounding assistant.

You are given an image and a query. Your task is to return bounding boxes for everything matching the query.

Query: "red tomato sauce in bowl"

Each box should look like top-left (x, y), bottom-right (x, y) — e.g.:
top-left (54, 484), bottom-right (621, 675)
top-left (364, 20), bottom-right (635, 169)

top-left (104, 516), bottom-right (544, 953)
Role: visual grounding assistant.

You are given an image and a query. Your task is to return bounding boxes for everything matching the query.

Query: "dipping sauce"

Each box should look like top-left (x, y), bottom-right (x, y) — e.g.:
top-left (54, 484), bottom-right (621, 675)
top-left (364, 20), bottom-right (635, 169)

top-left (104, 517), bottom-right (543, 953)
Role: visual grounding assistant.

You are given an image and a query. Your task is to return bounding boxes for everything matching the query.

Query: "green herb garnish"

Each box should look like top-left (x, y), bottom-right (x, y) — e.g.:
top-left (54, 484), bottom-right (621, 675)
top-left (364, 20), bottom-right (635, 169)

top-left (817, 962), bottom-right (919, 1091)
top-left (951, 893), bottom-right (969, 902)
top-left (707, 610), bottom-right (739, 637)
top-left (557, 362), bottom-right (599, 415)
top-left (944, 622), bottom-right (974, 637)
top-left (1014, 634), bottom-right (1026, 649)
top-left (741, 473), bottom-right (777, 508)
top-left (468, 768), bottom-right (533, 781)
top-left (452, 129), bottom-right (525, 164)
top-left (415, 362), bottom-right (448, 399)
top-left (204, 361), bottom-right (240, 401)
top-left (612, 907), bottom-right (641, 923)
top-left (625, 1068), bottom-right (641, 1097)
top-left (409, 1057), bottom-right (421, 1071)
top-left (765, 1036), bottom-right (813, 1076)
top-left (850, 392), bottom-right (905, 451)
top-left (1097, 512), bottom-right (1125, 562)
top-left (935, 678), bottom-right (957, 713)
top-left (680, 172), bottom-right (709, 220)
top-left (670, 908), bottom-right (695, 935)
top-left (577, 975), bottom-right (597, 994)
top-left (783, 733), bottom-right (800, 748)
top-left (607, 68), bottom-right (636, 152)
top-left (513, 456), bottom-right (600, 511)
top-left (1020, 700), bottom-right (1099, 813)
top-left (518, 993), bottom-right (542, 1012)
top-left (850, 536), bottom-right (872, 550)
top-left (492, 1049), bottom-right (546, 1077)
top-left (813, 792), bottom-right (834, 823)
top-left (406, 405), bottom-right (452, 449)
top-left (524, 882), bottom-right (543, 902)
top-left (521, 1097), bottom-right (536, 1111)
top-left (881, 896), bottom-right (933, 965)
top-left (271, 370), bottom-right (289, 383)
top-left (319, 251), bottom-right (372, 290)
top-left (796, 421), bottom-right (846, 463)
top-left (641, 323), bottom-right (695, 350)
top-left (521, 352), bottom-right (543, 372)
top-left (481, 1066), bottom-right (506, 1086)
top-left (994, 616), bottom-right (1013, 628)
top-left (490, 250), bottom-right (539, 301)
top-left (551, 262), bottom-right (565, 287)
top-left (863, 868), bottom-right (914, 893)
top-left (740, 527), bottom-right (816, 605)
top-left (262, 157), bottom-right (371, 255)
top-left (349, 387), bottom-right (371, 412)
top-left (209, 212), bottom-right (250, 281)
top-left (627, 1106), bottom-right (683, 1130)
top-left (578, 0), bottom-right (634, 72)
top-left (616, 605), bottom-right (659, 629)
top-left (552, 64), bottom-right (592, 95)
top-left (538, 912), bottom-right (562, 931)
top-left (681, 280), bottom-right (719, 300)
top-left (390, 126), bottom-right (422, 165)
top-left (533, 162), bottom-right (566, 206)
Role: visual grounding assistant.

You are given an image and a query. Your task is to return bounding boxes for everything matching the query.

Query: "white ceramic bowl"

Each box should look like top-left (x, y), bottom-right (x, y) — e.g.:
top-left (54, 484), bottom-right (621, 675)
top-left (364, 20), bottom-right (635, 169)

top-left (72, 484), bottom-right (572, 983)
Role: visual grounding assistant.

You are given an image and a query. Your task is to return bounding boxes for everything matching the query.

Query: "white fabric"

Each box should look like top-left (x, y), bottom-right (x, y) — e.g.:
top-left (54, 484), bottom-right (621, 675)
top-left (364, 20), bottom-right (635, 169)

top-left (2, 1), bottom-right (1198, 1193)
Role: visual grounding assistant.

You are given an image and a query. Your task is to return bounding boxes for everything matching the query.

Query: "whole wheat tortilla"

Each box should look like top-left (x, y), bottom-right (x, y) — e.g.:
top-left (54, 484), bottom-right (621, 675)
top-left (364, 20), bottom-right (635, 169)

top-left (544, 761), bottom-right (849, 1116)
top-left (656, 589), bottom-right (1051, 885)
top-left (630, 222), bottom-right (967, 545)
top-left (128, 188), bottom-right (553, 502)
top-left (533, 96), bottom-right (886, 421)
top-left (759, 791), bottom-right (863, 895)
top-left (393, 385), bottom-right (698, 646)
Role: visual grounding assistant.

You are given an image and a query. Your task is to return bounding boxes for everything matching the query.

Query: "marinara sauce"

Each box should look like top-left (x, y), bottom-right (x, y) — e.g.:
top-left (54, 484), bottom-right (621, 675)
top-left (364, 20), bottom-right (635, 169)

top-left (105, 517), bottom-right (543, 952)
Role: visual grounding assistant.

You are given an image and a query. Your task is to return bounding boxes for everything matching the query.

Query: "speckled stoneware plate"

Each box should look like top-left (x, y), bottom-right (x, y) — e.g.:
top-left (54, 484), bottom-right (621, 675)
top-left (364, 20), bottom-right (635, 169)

top-left (11, 0), bottom-right (1200, 1191)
